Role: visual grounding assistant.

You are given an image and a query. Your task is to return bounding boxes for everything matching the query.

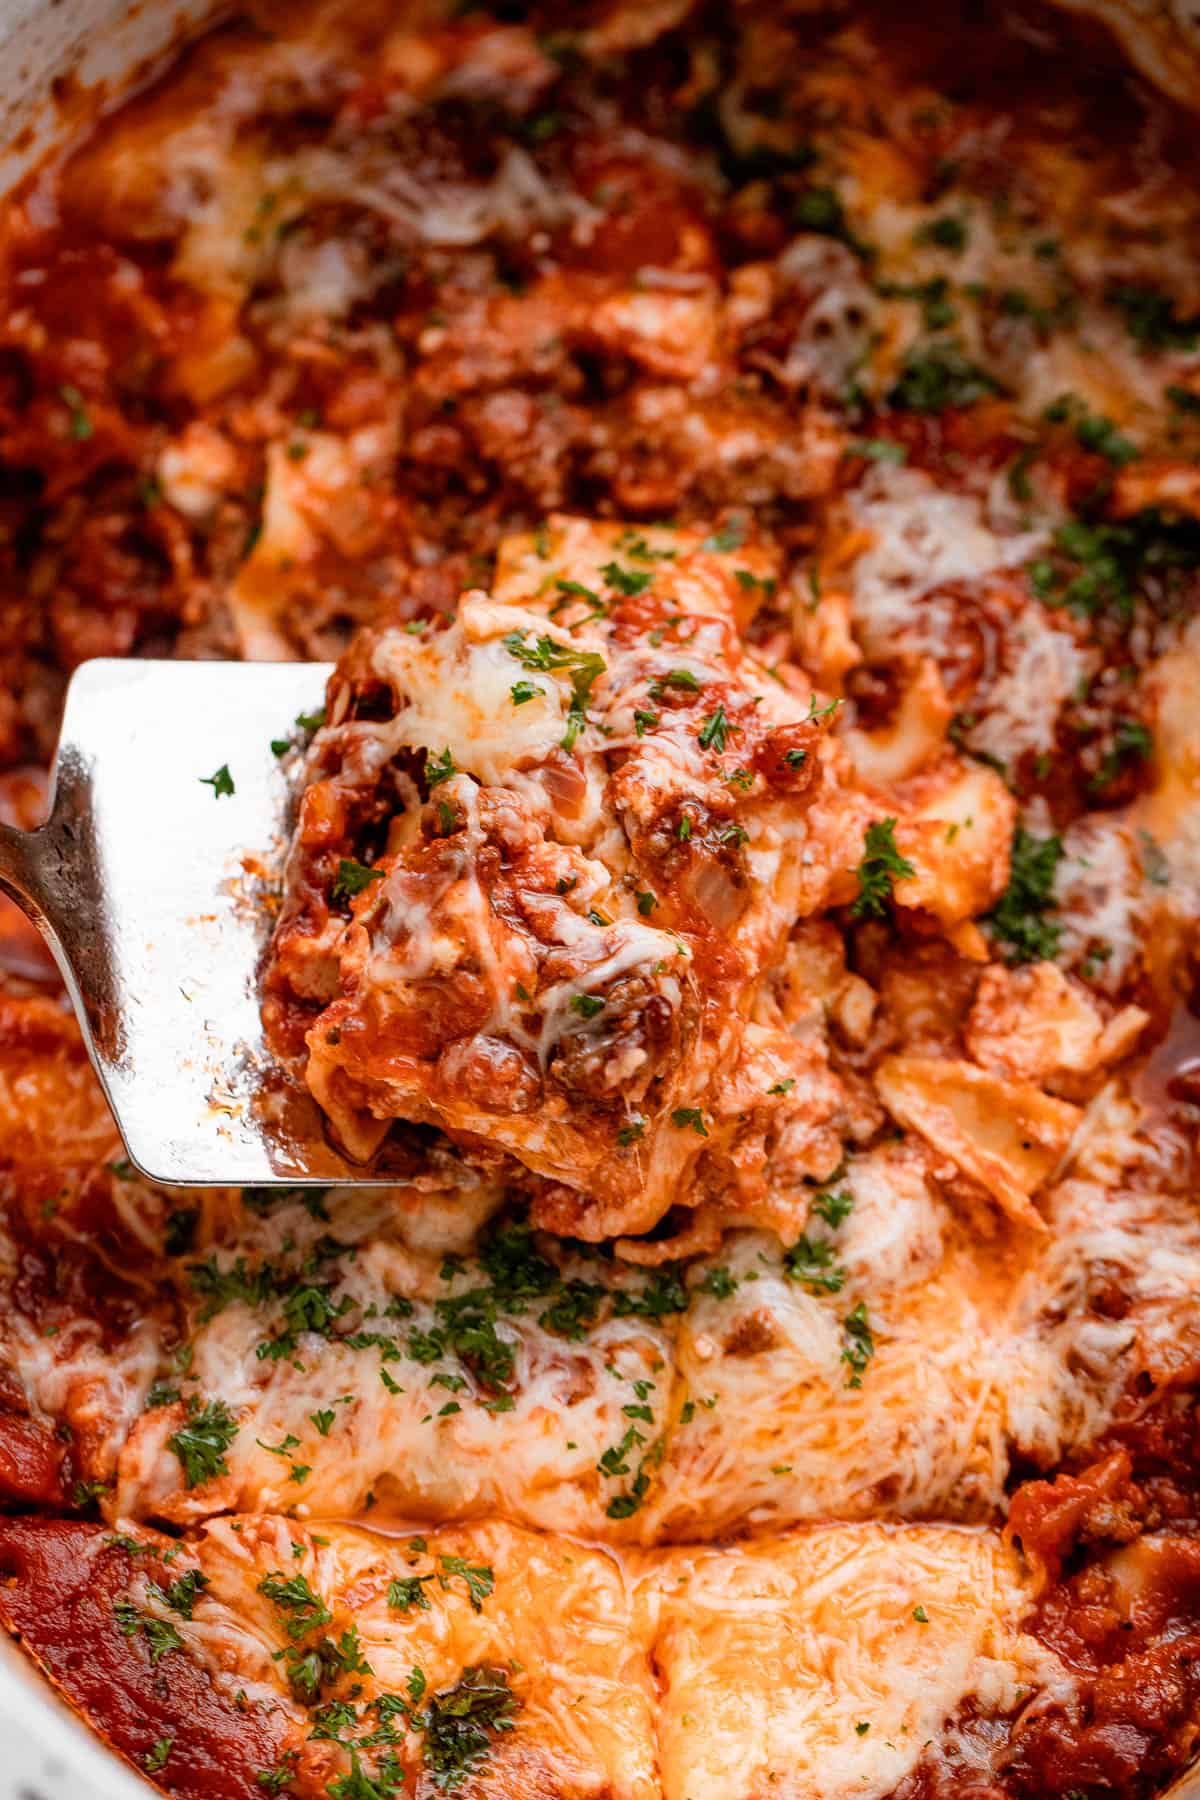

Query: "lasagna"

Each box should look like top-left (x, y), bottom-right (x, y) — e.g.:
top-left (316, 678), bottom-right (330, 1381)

top-left (0, 0), bottom-right (1199, 1796)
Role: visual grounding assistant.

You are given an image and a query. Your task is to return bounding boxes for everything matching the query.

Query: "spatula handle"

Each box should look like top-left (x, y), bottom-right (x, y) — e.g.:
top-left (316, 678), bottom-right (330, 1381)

top-left (0, 810), bottom-right (113, 1072)
top-left (0, 821), bottom-right (47, 927)
top-left (0, 815), bottom-right (81, 984)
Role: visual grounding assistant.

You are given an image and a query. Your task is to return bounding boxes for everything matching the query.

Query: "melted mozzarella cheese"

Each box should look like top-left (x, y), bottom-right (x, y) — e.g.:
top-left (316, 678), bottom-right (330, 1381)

top-left (372, 602), bottom-right (576, 793)
top-left (113, 1238), bottom-right (678, 1537)
top-left (645, 1523), bottom-right (1073, 1800)
top-left (965, 608), bottom-right (1093, 765)
top-left (129, 1513), bottom-right (1077, 1800)
top-left (1004, 1085), bottom-right (1200, 1461)
top-left (844, 465), bottom-right (1047, 653)
top-left (165, 1515), bottom-right (661, 1799)
top-left (653, 1168), bottom-right (1012, 1537)
top-left (1052, 813), bottom-right (1148, 992)
top-left (11, 1093), bottom-right (1191, 1548)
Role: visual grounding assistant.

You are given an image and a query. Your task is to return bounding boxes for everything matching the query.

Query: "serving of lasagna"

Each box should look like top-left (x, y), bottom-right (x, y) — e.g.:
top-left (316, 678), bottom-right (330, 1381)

top-left (2, 0), bottom-right (1200, 1796)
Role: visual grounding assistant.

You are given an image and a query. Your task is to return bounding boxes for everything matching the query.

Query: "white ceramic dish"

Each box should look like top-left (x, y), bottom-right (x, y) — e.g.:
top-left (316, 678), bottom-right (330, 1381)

top-left (0, 1626), bottom-right (151, 1797)
top-left (0, 2), bottom-right (1198, 1795)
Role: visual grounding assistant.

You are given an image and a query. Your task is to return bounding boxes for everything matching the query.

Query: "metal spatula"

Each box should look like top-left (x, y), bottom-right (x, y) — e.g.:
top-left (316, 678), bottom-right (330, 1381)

top-left (0, 657), bottom-right (396, 1187)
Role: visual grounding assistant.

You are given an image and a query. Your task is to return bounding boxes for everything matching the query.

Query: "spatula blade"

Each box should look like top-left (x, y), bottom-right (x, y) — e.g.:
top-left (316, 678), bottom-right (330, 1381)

top-left (23, 658), bottom-right (389, 1186)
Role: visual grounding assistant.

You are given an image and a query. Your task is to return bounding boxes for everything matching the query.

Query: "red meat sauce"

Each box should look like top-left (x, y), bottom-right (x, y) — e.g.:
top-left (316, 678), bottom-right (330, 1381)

top-left (0, 5), bottom-right (750, 759)
top-left (0, 1521), bottom-right (291, 1798)
top-left (0, 0), bottom-right (1190, 776)
top-left (881, 1400), bottom-right (1200, 1800)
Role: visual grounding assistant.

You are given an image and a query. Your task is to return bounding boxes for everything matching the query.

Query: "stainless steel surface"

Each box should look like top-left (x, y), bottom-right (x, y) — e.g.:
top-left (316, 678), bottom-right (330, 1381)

top-left (0, 657), bottom-right (393, 1187)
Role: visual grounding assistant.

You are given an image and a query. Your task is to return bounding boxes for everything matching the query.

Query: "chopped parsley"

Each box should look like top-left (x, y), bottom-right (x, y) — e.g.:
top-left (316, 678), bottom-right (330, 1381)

top-left (423, 1665), bottom-right (519, 1791)
top-left (806, 693), bottom-right (841, 724)
top-left (570, 992), bottom-right (605, 1020)
top-left (164, 1207), bottom-right (198, 1256)
top-left (256, 1432), bottom-right (301, 1459)
top-left (149, 1568), bottom-right (209, 1619)
top-left (916, 214), bottom-right (967, 250)
top-left (842, 1302), bottom-right (875, 1389)
top-left (875, 273), bottom-right (957, 330)
top-left (143, 1738), bottom-right (173, 1772)
top-left (188, 1253), bottom-right (278, 1322)
top-left (387, 1574), bottom-right (433, 1613)
top-left (847, 438), bottom-right (907, 464)
top-left (612, 1269), bottom-right (688, 1321)
top-left (256, 1755), bottom-right (299, 1794)
top-left (425, 748), bottom-right (458, 788)
top-left (697, 1266), bottom-right (738, 1300)
top-left (783, 1235), bottom-right (846, 1294)
top-left (332, 858), bottom-right (384, 902)
top-left (113, 1600), bottom-right (183, 1665)
top-left (1090, 718), bottom-right (1153, 792)
top-left (1043, 399), bottom-right (1144, 471)
top-left (273, 1624), bottom-right (373, 1705)
top-left (510, 680), bottom-right (542, 705)
top-left (1108, 282), bottom-right (1199, 352)
top-left (502, 631), bottom-right (605, 751)
top-left (166, 1399), bottom-right (239, 1488)
top-left (327, 1751), bottom-right (403, 1799)
top-left (437, 1556), bottom-right (494, 1613)
top-left (1139, 827), bottom-right (1170, 887)
top-left (698, 705), bottom-right (733, 752)
top-left (199, 763), bottom-right (235, 799)
top-left (793, 185), bottom-right (846, 236)
top-left (702, 519), bottom-right (746, 553)
top-left (552, 578), bottom-right (602, 617)
top-left (1034, 510), bottom-right (1200, 621)
top-left (889, 341), bottom-right (998, 411)
top-left (617, 532), bottom-right (676, 562)
top-left (58, 385), bottom-right (94, 440)
top-left (987, 827), bottom-right (1063, 963)
top-left (600, 560), bottom-right (653, 596)
top-left (811, 1186), bottom-right (854, 1229)
top-left (597, 1407), bottom-right (663, 1518)
top-left (650, 668), bottom-right (701, 698)
top-left (850, 819), bottom-right (914, 920)
top-left (735, 567), bottom-right (778, 594)
top-left (670, 1107), bottom-right (708, 1137)
top-left (259, 1570), bottom-right (332, 1638)
top-left (71, 1479), bottom-right (110, 1508)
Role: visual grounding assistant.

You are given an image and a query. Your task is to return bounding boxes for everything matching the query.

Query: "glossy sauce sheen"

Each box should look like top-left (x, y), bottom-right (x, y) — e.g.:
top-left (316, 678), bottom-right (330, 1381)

top-left (0, 1), bottom-right (1200, 1796)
